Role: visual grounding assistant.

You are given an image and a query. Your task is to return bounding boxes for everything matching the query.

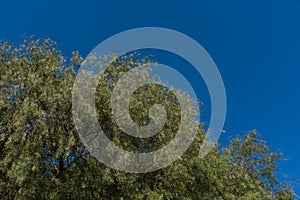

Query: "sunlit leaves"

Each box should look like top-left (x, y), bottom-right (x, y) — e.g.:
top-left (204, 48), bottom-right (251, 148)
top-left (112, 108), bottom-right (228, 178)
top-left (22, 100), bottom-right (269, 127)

top-left (0, 38), bottom-right (296, 199)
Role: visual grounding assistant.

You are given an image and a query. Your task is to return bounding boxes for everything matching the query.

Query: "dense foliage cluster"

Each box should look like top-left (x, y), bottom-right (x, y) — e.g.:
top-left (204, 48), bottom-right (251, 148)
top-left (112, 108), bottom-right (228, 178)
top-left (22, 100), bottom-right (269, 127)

top-left (0, 38), bottom-right (296, 199)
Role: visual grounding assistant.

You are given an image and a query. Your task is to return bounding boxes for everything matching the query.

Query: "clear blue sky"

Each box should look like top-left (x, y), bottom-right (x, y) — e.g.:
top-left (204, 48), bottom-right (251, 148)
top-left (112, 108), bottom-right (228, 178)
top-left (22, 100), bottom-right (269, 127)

top-left (1, 0), bottom-right (299, 196)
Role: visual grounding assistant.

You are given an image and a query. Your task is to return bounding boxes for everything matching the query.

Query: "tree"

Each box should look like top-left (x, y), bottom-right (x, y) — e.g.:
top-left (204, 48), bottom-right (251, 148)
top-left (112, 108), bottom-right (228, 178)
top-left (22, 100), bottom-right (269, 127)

top-left (0, 38), bottom-right (296, 199)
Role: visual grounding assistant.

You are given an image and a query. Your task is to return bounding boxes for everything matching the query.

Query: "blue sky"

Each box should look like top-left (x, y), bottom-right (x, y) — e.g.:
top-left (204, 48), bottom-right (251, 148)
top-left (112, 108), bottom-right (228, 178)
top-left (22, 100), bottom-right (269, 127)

top-left (1, 0), bottom-right (299, 195)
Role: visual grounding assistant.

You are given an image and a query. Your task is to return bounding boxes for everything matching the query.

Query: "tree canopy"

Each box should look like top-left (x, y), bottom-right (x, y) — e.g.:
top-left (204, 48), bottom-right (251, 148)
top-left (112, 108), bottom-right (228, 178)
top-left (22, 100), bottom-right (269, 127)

top-left (0, 38), bottom-right (296, 199)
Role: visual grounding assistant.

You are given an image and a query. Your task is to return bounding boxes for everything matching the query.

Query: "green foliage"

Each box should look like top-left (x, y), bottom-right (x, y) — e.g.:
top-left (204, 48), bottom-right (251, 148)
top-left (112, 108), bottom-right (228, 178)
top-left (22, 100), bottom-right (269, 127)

top-left (0, 38), bottom-right (296, 199)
